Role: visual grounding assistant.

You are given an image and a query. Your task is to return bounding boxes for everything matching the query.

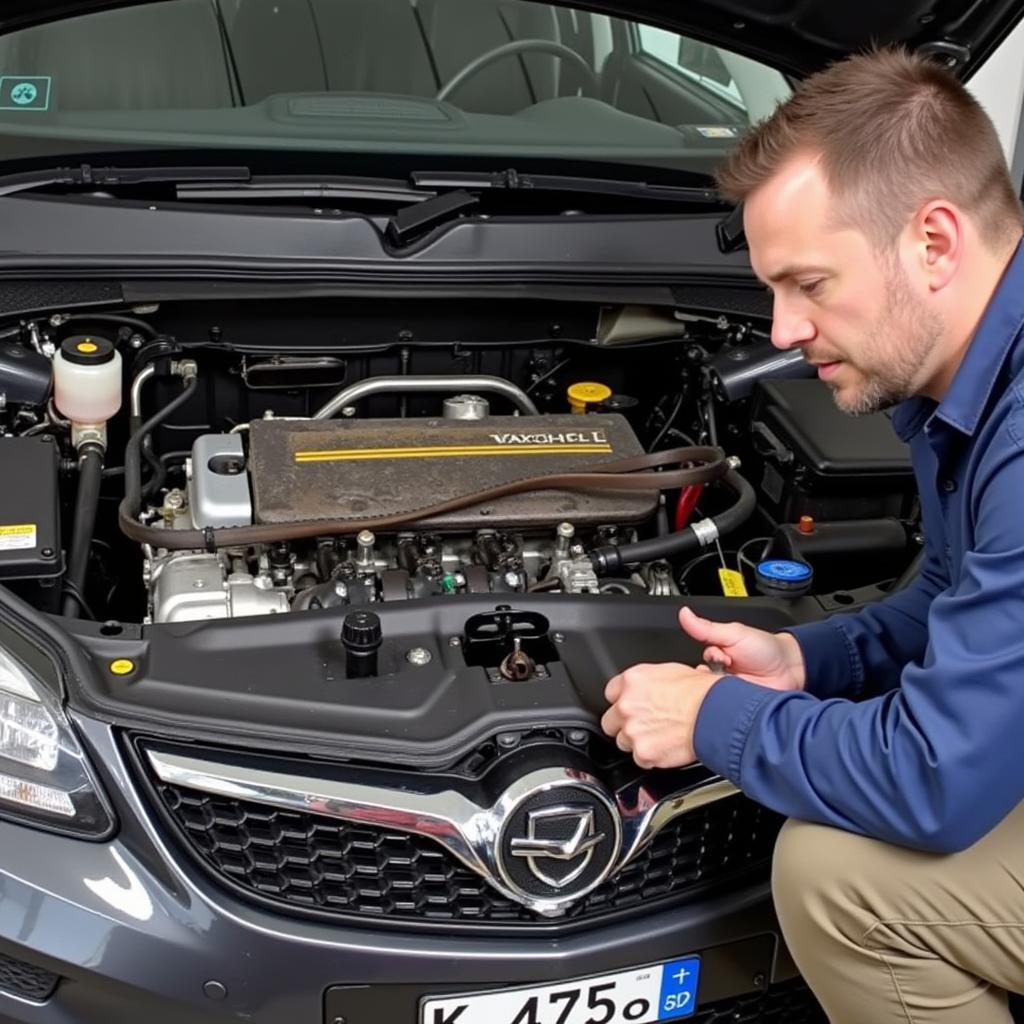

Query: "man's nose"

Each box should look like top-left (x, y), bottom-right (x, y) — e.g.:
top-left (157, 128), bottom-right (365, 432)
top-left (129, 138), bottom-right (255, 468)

top-left (770, 296), bottom-right (817, 350)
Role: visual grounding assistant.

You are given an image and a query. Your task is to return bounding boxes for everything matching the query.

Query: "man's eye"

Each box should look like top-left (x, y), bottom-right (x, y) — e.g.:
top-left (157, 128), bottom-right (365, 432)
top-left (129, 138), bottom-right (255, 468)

top-left (799, 280), bottom-right (824, 297)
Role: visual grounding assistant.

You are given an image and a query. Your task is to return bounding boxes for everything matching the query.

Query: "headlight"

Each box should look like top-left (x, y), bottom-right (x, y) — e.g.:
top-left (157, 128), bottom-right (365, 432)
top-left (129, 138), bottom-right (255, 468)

top-left (0, 646), bottom-right (114, 838)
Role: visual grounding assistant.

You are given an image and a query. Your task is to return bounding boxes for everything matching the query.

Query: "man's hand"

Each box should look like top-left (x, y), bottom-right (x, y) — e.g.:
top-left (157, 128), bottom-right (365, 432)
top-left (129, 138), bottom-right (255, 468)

top-left (601, 662), bottom-right (719, 769)
top-left (679, 606), bottom-right (806, 692)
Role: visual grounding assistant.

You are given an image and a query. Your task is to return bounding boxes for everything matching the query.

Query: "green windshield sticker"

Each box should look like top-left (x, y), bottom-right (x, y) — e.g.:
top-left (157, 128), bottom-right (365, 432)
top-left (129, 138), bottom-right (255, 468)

top-left (0, 77), bottom-right (52, 112)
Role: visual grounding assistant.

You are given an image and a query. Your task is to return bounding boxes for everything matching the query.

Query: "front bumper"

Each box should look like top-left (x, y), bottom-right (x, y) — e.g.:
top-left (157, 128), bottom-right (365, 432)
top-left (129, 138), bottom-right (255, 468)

top-left (0, 716), bottom-right (802, 1024)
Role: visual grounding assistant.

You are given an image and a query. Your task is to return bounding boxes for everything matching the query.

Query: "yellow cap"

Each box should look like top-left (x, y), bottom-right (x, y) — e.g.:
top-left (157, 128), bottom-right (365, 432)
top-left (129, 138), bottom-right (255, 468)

top-left (109, 658), bottom-right (135, 676)
top-left (76, 340), bottom-right (99, 354)
top-left (567, 381), bottom-right (612, 414)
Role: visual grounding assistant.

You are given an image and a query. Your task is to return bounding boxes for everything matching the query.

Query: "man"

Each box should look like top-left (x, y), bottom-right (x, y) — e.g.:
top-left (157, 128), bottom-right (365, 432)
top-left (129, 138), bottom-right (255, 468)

top-left (600, 48), bottom-right (1024, 1024)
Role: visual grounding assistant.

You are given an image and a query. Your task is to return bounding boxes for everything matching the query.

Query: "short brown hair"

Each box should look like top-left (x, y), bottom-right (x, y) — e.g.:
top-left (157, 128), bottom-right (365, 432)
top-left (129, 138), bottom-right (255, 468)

top-left (716, 48), bottom-right (1024, 251)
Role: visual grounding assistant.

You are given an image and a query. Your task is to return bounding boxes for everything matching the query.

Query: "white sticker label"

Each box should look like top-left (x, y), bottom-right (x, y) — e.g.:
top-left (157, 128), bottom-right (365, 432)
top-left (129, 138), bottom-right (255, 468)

top-left (0, 524), bottom-right (36, 550)
top-left (696, 126), bottom-right (738, 138)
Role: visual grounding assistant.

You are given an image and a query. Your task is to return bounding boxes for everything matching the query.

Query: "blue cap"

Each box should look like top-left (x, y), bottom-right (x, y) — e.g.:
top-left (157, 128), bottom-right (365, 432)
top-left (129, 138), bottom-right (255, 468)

top-left (755, 559), bottom-right (813, 596)
top-left (757, 559), bottom-right (812, 582)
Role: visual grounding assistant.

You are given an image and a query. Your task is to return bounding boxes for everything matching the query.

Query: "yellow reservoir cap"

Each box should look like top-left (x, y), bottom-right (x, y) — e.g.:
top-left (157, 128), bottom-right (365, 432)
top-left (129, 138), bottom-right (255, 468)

top-left (109, 659), bottom-right (135, 676)
top-left (567, 381), bottom-right (612, 414)
top-left (76, 340), bottom-right (99, 354)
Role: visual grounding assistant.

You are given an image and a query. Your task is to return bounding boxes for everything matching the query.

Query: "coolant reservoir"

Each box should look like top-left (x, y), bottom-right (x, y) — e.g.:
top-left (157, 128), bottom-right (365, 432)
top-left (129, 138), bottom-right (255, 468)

top-left (53, 335), bottom-right (122, 425)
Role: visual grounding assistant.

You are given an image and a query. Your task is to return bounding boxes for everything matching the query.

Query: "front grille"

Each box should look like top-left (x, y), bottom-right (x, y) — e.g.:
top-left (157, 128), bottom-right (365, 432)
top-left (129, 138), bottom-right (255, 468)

top-left (697, 978), bottom-right (826, 1023)
top-left (0, 950), bottom-right (59, 1002)
top-left (153, 773), bottom-right (783, 926)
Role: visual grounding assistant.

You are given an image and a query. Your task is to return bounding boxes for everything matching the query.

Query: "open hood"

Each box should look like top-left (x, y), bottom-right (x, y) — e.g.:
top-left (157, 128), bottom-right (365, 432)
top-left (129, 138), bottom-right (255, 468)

top-left (0, 0), bottom-right (1020, 78)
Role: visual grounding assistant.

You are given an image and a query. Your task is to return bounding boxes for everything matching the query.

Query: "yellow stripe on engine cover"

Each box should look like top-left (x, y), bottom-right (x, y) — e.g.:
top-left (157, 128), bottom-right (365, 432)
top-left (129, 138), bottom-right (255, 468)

top-left (294, 443), bottom-right (613, 464)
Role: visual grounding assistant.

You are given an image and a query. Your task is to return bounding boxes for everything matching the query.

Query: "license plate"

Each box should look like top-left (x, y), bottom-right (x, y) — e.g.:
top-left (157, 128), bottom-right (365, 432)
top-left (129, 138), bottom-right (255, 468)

top-left (420, 955), bottom-right (701, 1024)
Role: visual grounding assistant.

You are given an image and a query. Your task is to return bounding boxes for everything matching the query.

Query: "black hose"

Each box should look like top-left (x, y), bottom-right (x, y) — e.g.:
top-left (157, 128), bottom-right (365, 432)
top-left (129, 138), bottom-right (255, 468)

top-left (66, 313), bottom-right (156, 339)
top-left (141, 440), bottom-right (166, 498)
top-left (62, 444), bottom-right (104, 617)
top-left (591, 468), bottom-right (756, 575)
top-left (123, 376), bottom-right (199, 524)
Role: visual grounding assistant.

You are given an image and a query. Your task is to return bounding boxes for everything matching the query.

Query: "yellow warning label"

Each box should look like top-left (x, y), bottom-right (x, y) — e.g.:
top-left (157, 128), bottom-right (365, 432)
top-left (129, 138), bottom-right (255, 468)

top-left (0, 524), bottom-right (36, 551)
top-left (718, 568), bottom-right (749, 598)
top-left (76, 341), bottom-right (98, 354)
top-left (109, 659), bottom-right (135, 676)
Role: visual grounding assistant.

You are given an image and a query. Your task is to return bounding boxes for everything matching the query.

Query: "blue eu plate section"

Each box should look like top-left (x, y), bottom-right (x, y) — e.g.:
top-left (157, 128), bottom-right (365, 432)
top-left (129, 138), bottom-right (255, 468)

top-left (658, 957), bottom-right (702, 1019)
top-left (0, 77), bottom-right (53, 111)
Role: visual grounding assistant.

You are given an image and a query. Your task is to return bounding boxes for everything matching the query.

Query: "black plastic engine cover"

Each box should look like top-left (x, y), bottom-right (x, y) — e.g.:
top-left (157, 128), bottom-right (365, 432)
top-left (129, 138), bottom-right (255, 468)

top-left (248, 414), bottom-right (658, 530)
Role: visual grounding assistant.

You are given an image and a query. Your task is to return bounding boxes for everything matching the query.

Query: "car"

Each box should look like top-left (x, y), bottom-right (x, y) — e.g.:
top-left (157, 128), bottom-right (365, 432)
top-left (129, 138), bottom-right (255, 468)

top-left (0, 2), bottom-right (1019, 1023)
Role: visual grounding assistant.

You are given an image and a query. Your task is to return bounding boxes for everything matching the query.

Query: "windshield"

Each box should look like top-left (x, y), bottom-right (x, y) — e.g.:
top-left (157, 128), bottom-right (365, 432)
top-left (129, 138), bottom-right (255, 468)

top-left (0, 0), bottom-right (789, 176)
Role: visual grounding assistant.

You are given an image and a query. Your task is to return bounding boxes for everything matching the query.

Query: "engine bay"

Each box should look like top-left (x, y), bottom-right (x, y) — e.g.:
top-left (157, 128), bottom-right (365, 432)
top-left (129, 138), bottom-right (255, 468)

top-left (0, 297), bottom-right (920, 629)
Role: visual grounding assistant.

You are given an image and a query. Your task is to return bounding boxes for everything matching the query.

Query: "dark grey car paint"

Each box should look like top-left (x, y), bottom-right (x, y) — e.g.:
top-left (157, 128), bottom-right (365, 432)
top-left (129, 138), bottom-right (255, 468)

top-left (0, 714), bottom-right (791, 1024)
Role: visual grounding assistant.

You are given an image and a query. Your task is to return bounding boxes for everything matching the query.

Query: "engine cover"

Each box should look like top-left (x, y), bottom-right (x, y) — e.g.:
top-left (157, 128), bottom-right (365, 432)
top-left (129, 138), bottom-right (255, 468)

top-left (247, 414), bottom-right (658, 530)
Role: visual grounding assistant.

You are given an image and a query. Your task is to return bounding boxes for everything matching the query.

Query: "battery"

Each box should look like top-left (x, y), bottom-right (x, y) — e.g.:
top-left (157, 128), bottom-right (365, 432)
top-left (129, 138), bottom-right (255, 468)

top-left (0, 436), bottom-right (62, 609)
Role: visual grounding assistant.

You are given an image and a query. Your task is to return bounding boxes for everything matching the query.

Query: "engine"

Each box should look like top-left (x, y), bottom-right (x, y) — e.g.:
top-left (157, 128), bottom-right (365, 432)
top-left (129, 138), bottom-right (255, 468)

top-left (0, 299), bottom-right (923, 627)
top-left (149, 405), bottom-right (662, 622)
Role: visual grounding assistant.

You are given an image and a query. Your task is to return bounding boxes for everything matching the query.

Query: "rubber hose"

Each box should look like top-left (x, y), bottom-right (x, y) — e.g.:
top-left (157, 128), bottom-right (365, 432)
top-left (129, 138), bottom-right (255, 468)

top-left (62, 445), bottom-right (104, 617)
top-left (123, 376), bottom-right (199, 523)
top-left (66, 313), bottom-right (156, 338)
top-left (590, 469), bottom-right (756, 574)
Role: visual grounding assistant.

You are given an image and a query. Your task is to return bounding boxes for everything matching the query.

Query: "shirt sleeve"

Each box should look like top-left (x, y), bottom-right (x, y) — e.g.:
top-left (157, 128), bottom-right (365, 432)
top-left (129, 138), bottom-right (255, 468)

top-left (693, 410), bottom-right (1024, 853)
top-left (784, 536), bottom-right (948, 701)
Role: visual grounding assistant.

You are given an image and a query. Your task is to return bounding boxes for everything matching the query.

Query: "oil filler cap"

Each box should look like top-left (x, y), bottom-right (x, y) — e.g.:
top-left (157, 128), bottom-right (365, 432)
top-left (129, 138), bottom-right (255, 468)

top-left (60, 335), bottom-right (116, 365)
top-left (755, 559), bottom-right (813, 598)
top-left (567, 381), bottom-right (612, 413)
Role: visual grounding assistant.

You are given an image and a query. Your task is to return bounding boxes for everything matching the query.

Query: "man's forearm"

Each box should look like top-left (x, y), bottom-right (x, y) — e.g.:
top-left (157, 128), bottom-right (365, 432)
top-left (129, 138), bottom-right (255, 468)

top-left (786, 546), bottom-right (946, 701)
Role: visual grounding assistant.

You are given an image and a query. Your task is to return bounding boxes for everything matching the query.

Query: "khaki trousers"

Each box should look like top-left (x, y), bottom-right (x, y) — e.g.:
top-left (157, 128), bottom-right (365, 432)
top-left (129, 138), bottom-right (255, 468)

top-left (772, 806), bottom-right (1024, 1023)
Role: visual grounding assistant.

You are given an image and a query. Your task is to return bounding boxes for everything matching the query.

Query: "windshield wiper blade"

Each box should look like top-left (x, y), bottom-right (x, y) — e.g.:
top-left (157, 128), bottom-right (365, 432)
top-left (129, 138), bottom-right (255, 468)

top-left (410, 168), bottom-right (722, 204)
top-left (0, 163), bottom-right (251, 197)
top-left (177, 175), bottom-right (434, 203)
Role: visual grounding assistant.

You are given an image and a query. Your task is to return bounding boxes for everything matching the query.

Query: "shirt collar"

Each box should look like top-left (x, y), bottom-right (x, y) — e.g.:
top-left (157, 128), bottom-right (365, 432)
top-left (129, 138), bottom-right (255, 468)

top-left (932, 239), bottom-right (1024, 436)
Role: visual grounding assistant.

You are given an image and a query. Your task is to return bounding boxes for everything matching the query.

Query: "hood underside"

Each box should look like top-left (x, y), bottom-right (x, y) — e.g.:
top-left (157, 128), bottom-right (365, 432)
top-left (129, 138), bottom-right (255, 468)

top-left (0, 0), bottom-right (1020, 79)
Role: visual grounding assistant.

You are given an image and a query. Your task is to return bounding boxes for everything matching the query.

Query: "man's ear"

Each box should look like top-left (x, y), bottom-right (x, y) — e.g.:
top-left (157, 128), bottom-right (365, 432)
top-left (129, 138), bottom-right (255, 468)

top-left (909, 201), bottom-right (962, 292)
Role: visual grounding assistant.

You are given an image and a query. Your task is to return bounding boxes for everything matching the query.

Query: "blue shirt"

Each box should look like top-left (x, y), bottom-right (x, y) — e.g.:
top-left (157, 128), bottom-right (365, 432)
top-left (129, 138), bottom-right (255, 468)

top-left (694, 239), bottom-right (1024, 854)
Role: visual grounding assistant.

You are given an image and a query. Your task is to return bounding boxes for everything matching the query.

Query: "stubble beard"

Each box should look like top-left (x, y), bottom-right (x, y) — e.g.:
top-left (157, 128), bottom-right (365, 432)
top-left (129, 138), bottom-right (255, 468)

top-left (830, 271), bottom-right (944, 416)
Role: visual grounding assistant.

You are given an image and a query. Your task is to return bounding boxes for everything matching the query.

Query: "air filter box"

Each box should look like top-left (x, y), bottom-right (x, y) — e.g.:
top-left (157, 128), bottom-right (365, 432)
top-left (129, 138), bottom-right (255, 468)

top-left (748, 379), bottom-right (915, 522)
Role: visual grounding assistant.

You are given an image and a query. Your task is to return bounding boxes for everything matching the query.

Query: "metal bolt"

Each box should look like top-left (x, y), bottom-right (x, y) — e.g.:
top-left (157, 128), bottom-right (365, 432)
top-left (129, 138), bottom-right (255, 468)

top-left (333, 581), bottom-right (349, 600)
top-left (568, 729), bottom-right (587, 745)
top-left (504, 571), bottom-right (520, 589)
top-left (553, 632), bottom-right (566, 644)
top-left (341, 406), bottom-right (357, 418)
top-left (448, 635), bottom-right (462, 648)
top-left (752, 973), bottom-right (766, 989)
top-left (164, 490), bottom-right (185, 511)
top-left (497, 733), bottom-right (519, 749)
top-left (41, 547), bottom-right (54, 558)
top-left (557, 522), bottom-right (574, 540)
top-left (129, 333), bottom-right (144, 349)
top-left (192, 579), bottom-right (207, 590)
top-left (332, 1018), bottom-right (347, 1024)
top-left (406, 647), bottom-right (432, 666)
top-left (356, 531), bottom-right (375, 570)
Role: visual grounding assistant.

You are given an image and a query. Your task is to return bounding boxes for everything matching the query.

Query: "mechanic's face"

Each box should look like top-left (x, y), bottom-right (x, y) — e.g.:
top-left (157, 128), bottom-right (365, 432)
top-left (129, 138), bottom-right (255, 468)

top-left (744, 155), bottom-right (944, 414)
